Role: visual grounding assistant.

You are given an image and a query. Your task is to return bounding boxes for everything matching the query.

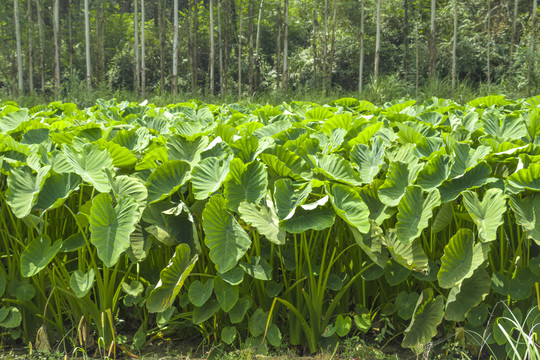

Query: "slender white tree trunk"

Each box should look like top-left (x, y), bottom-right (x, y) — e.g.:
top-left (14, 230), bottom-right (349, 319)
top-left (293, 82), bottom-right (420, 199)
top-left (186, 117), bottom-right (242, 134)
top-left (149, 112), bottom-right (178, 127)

top-left (509, 0), bottom-right (519, 79)
top-left (141, 0), bottom-right (146, 98)
top-left (322, 0), bottom-right (328, 93)
top-left (255, 0), bottom-right (264, 54)
top-left (173, 0), bottom-right (178, 94)
top-left (238, 0), bottom-right (243, 99)
top-left (487, 0), bottom-right (491, 92)
top-left (85, 0), bottom-right (92, 90)
top-left (359, 0), bottom-right (364, 94)
top-left (53, 0), bottom-right (60, 93)
top-left (374, 0), bottom-right (381, 83)
top-left (134, 0), bottom-right (140, 94)
top-left (28, 0), bottom-right (34, 93)
top-left (452, 0), bottom-right (457, 93)
top-left (218, 0), bottom-right (224, 96)
top-left (415, 0), bottom-right (420, 98)
top-left (283, 0), bottom-right (289, 91)
top-left (36, 0), bottom-right (45, 92)
top-left (14, 0), bottom-right (23, 93)
top-left (210, 0), bottom-right (215, 95)
top-left (429, 0), bottom-right (436, 81)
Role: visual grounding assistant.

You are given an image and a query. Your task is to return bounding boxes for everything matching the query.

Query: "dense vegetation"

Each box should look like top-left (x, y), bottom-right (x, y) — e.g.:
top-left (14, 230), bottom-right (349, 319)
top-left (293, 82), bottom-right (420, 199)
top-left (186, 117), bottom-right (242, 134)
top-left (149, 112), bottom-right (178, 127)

top-left (1, 95), bottom-right (540, 358)
top-left (1, 0), bottom-right (539, 102)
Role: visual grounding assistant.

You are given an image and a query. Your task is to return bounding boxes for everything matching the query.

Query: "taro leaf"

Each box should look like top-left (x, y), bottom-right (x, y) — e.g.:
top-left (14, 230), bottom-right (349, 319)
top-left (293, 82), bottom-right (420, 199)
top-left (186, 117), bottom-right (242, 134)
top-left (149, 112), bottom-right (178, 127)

top-left (280, 206), bottom-right (336, 234)
top-left (445, 269), bottom-right (491, 322)
top-left (350, 223), bottom-right (388, 268)
top-left (396, 186), bottom-right (440, 244)
top-left (97, 140), bottom-right (138, 168)
top-left (354, 313), bottom-right (371, 333)
top-left (110, 175), bottom-right (148, 212)
top-left (273, 178), bottom-right (312, 219)
top-left (90, 193), bottom-right (140, 267)
top-left (402, 288), bottom-right (445, 354)
top-left (416, 154), bottom-right (451, 190)
top-left (188, 279), bottom-right (214, 307)
top-left (361, 263), bottom-right (385, 281)
top-left (202, 195), bottom-right (251, 273)
top-left (462, 188), bottom-right (507, 243)
top-left (70, 269), bottom-right (95, 298)
top-left (245, 336), bottom-right (268, 355)
top-left (349, 137), bottom-right (385, 184)
top-left (20, 235), bottom-right (62, 277)
top-left (336, 315), bottom-right (352, 337)
top-left (238, 200), bottom-right (285, 245)
top-left (267, 323), bottom-right (282, 347)
top-left (438, 229), bottom-right (489, 289)
top-left (63, 143), bottom-right (113, 193)
top-left (6, 165), bottom-right (50, 218)
top-left (147, 244), bottom-right (198, 313)
top-left (166, 135), bottom-right (209, 166)
top-left (221, 267), bottom-right (245, 285)
top-left (316, 153), bottom-right (363, 186)
top-left (467, 304), bottom-right (489, 328)
top-left (507, 163), bottom-right (540, 193)
top-left (327, 183), bottom-right (370, 233)
top-left (379, 161), bottom-right (421, 207)
top-left (0, 273), bottom-right (6, 297)
top-left (0, 108), bottom-right (29, 132)
top-left (249, 308), bottom-right (269, 337)
top-left (450, 143), bottom-right (491, 178)
top-left (483, 112), bottom-right (527, 140)
top-left (121, 280), bottom-right (144, 297)
top-left (266, 281), bottom-right (284, 297)
top-left (431, 202), bottom-right (453, 233)
top-left (214, 277), bottom-right (239, 312)
top-left (35, 172), bottom-right (81, 212)
top-left (384, 260), bottom-right (411, 286)
top-left (223, 158), bottom-right (268, 212)
top-left (384, 229), bottom-right (428, 272)
top-left (146, 160), bottom-right (191, 204)
top-left (491, 272), bottom-right (511, 296)
top-left (438, 162), bottom-right (492, 203)
top-left (239, 257), bottom-right (273, 281)
top-left (132, 324), bottom-right (146, 350)
top-left (191, 156), bottom-right (231, 200)
top-left (221, 326), bottom-right (237, 345)
top-left (9, 280), bottom-right (35, 301)
top-left (0, 307), bottom-right (22, 329)
top-left (193, 299), bottom-right (220, 324)
top-left (510, 194), bottom-right (540, 244)
top-left (396, 291), bottom-right (420, 320)
top-left (509, 267), bottom-right (535, 300)
top-left (229, 296), bottom-right (252, 324)
top-left (359, 180), bottom-right (395, 225)
top-left (259, 146), bottom-right (312, 180)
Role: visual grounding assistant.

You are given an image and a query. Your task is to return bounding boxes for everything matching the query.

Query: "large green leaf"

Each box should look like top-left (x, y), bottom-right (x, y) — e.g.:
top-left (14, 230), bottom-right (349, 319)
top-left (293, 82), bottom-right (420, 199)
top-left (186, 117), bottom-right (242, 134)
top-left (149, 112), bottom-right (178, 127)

top-left (396, 186), bottom-right (440, 244)
top-left (89, 193), bottom-right (140, 267)
top-left (437, 229), bottom-right (489, 289)
top-left (327, 183), bottom-right (370, 233)
top-left (316, 153), bottom-right (362, 186)
top-left (35, 172), bottom-right (81, 212)
top-left (6, 165), bottom-right (50, 218)
top-left (223, 158), bottom-right (268, 212)
top-left (509, 194), bottom-right (540, 244)
top-left (349, 137), bottom-right (385, 184)
top-left (445, 269), bottom-right (491, 322)
top-left (188, 279), bottom-right (214, 307)
top-left (506, 163), bottom-right (540, 193)
top-left (20, 235), bottom-right (62, 277)
top-left (402, 289), bottom-right (445, 354)
top-left (378, 161), bottom-right (421, 207)
top-left (147, 244), bottom-right (198, 313)
top-left (416, 154), bottom-right (451, 190)
top-left (213, 277), bottom-right (239, 312)
top-left (0, 109), bottom-right (29, 132)
top-left (384, 229), bottom-right (428, 272)
top-left (238, 199), bottom-right (285, 245)
top-left (273, 178), bottom-right (312, 219)
top-left (167, 135), bottom-right (209, 166)
top-left (191, 156), bottom-right (231, 200)
top-left (350, 222), bottom-right (389, 268)
top-left (438, 162), bottom-right (492, 203)
top-left (70, 269), bottom-right (95, 298)
top-left (280, 205), bottom-right (336, 234)
top-left (146, 160), bottom-right (191, 203)
top-left (462, 188), bottom-right (507, 242)
top-left (202, 195), bottom-right (252, 273)
top-left (63, 143), bottom-right (113, 193)
top-left (0, 307), bottom-right (22, 329)
top-left (449, 143), bottom-right (491, 178)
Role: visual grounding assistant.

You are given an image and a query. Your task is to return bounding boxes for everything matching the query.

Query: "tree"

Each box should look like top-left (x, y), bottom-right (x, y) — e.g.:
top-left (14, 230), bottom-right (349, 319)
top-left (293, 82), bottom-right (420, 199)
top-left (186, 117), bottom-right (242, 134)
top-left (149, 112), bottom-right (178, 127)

top-left (85, 0), bottom-right (91, 90)
top-left (312, 0), bottom-right (318, 89)
top-left (415, 0), bottom-right (420, 97)
top-left (403, 0), bottom-right (408, 83)
top-left (322, 0), bottom-right (328, 93)
top-left (141, 0), bottom-right (146, 98)
top-left (283, 0), bottom-right (289, 91)
top-left (238, 0), bottom-right (243, 99)
top-left (276, 0), bottom-right (282, 87)
top-left (487, 0), bottom-right (491, 92)
top-left (210, 0), bottom-right (215, 95)
top-left (374, 0), bottom-right (381, 83)
top-left (134, 0), bottom-right (140, 93)
top-left (248, 0), bottom-right (254, 94)
top-left (358, 0), bottom-right (364, 94)
top-left (53, 0), bottom-right (60, 93)
top-left (452, 0), bottom-right (457, 92)
top-left (27, 0), bottom-right (34, 93)
top-left (158, 0), bottom-right (165, 94)
top-left (328, 0), bottom-right (337, 90)
top-left (14, 0), bottom-right (23, 94)
top-left (172, 0), bottom-right (179, 94)
top-left (429, 0), bottom-right (436, 81)
top-left (218, 0), bottom-right (224, 96)
top-left (528, 0), bottom-right (537, 93)
top-left (509, 0), bottom-right (519, 80)
top-left (36, 0), bottom-right (45, 92)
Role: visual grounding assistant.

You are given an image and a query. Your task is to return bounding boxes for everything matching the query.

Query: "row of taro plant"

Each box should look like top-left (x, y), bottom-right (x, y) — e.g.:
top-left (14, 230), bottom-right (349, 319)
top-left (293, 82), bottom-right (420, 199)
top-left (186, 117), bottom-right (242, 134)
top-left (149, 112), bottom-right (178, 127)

top-left (0, 95), bottom-right (539, 357)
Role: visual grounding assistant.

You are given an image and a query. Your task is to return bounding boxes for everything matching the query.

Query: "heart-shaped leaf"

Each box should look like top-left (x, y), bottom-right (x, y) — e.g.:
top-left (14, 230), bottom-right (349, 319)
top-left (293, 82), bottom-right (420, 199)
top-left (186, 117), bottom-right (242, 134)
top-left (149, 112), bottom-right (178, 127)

top-left (462, 188), bottom-right (507, 243)
top-left (223, 158), bottom-right (268, 212)
top-left (146, 160), bottom-right (191, 204)
top-left (63, 143), bottom-right (113, 193)
top-left (6, 165), bottom-right (50, 218)
top-left (70, 270), bottom-right (95, 298)
top-left (214, 277), bottom-right (239, 312)
top-left (445, 269), bottom-right (491, 322)
top-left (327, 183), bottom-right (370, 233)
top-left (238, 199), bottom-right (285, 245)
top-left (21, 235), bottom-right (62, 277)
top-left (396, 186), bottom-right (440, 244)
top-left (191, 156), bottom-right (231, 200)
top-left (188, 279), bottom-right (214, 307)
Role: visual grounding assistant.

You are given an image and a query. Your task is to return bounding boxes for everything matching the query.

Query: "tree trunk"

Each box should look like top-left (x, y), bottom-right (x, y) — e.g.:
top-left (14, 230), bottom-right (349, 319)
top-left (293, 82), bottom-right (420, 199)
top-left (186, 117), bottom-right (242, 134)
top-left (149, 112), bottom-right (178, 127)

top-left (452, 0), bottom-right (457, 93)
top-left (255, 0), bottom-right (263, 54)
top-left (283, 0), bottom-right (289, 91)
top-left (530, 0), bottom-right (537, 93)
top-left (159, 0), bottom-right (165, 94)
top-left (403, 0), bottom-right (408, 83)
top-left (53, 0), bottom-right (60, 94)
top-left (238, 0), bottom-right (243, 99)
top-left (134, 0), bottom-right (140, 93)
top-left (429, 0), bottom-right (436, 81)
top-left (487, 0), bottom-right (491, 92)
top-left (276, 0), bottom-right (281, 87)
top-left (415, 0), bottom-right (420, 98)
top-left (141, 0), bottom-right (146, 98)
top-left (28, 0), bottom-right (34, 93)
top-left (218, 0), bottom-right (224, 96)
top-left (210, 0), bottom-right (215, 95)
top-left (172, 0), bottom-right (178, 94)
top-left (328, 0), bottom-right (337, 91)
top-left (248, 0), bottom-right (254, 94)
top-left (312, 0), bottom-right (318, 89)
top-left (190, 0), bottom-right (198, 93)
top-left (374, 0), bottom-right (381, 83)
top-left (14, 0), bottom-right (23, 94)
top-left (85, 0), bottom-right (92, 90)
top-left (36, 0), bottom-right (45, 92)
top-left (509, 0), bottom-right (518, 80)
top-left (358, 0), bottom-right (364, 94)
top-left (68, 0), bottom-right (73, 77)
top-left (322, 0), bottom-right (328, 93)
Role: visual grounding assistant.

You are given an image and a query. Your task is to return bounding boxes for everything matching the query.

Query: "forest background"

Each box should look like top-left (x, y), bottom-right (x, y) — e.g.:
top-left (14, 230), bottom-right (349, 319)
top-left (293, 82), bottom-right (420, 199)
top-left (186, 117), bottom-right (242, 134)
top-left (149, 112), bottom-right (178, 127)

top-left (0, 0), bottom-right (539, 107)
